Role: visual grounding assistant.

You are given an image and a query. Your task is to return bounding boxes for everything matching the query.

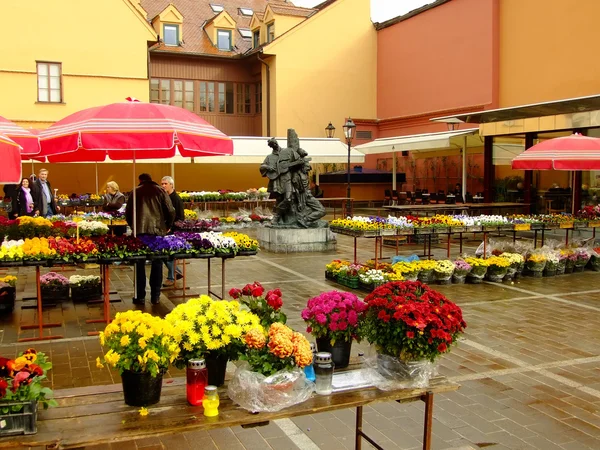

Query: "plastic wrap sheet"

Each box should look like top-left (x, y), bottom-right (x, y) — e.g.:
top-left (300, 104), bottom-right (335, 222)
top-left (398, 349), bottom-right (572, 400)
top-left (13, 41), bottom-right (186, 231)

top-left (364, 351), bottom-right (436, 391)
top-left (227, 363), bottom-right (314, 413)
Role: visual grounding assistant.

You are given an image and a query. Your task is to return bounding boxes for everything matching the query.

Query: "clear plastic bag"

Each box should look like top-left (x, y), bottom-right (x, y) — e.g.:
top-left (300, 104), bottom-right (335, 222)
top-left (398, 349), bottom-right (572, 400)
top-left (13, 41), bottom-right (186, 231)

top-left (227, 362), bottom-right (314, 412)
top-left (364, 350), bottom-right (436, 391)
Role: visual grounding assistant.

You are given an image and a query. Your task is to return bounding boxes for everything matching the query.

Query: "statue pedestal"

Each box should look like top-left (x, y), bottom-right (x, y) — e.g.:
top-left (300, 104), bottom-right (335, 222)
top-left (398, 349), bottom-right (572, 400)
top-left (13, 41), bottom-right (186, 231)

top-left (256, 227), bottom-right (337, 253)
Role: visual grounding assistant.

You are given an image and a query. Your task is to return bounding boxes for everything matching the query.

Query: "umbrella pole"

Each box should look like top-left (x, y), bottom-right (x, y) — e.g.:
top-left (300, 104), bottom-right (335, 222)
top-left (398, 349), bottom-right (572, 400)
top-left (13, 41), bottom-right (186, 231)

top-left (132, 154), bottom-right (138, 299)
top-left (462, 136), bottom-right (467, 203)
top-left (392, 152), bottom-right (397, 191)
top-left (95, 162), bottom-right (98, 195)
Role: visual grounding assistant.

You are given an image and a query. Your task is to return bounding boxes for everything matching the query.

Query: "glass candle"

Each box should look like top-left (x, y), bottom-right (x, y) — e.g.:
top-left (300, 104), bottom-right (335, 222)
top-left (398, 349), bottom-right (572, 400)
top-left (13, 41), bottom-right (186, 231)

top-left (303, 342), bottom-right (316, 382)
top-left (202, 385), bottom-right (220, 417)
top-left (314, 351), bottom-right (334, 395)
top-left (186, 359), bottom-right (208, 406)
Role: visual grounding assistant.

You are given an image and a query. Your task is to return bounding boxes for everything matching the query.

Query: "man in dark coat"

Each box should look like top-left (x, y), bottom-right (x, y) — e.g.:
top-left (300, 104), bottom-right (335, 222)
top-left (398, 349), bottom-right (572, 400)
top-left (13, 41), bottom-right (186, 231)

top-left (160, 176), bottom-right (184, 287)
top-left (126, 173), bottom-right (175, 305)
top-left (31, 168), bottom-right (60, 217)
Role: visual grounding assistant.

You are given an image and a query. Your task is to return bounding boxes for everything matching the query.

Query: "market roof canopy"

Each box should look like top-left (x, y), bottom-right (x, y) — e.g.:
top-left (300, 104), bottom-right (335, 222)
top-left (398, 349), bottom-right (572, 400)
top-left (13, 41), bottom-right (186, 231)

top-left (353, 128), bottom-right (480, 154)
top-left (101, 137), bottom-right (365, 164)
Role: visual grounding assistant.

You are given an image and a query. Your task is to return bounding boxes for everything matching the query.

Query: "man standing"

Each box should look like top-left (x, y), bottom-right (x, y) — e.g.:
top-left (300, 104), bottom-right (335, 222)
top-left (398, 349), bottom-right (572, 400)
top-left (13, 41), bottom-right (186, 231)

top-left (32, 168), bottom-right (60, 217)
top-left (161, 176), bottom-right (184, 287)
top-left (126, 173), bottom-right (175, 305)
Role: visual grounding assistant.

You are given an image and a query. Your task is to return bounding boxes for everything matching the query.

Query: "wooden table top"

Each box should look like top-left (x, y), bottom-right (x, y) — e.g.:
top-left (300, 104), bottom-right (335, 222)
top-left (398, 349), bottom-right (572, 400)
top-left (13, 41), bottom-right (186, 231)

top-left (0, 369), bottom-right (458, 449)
top-left (384, 204), bottom-right (469, 212)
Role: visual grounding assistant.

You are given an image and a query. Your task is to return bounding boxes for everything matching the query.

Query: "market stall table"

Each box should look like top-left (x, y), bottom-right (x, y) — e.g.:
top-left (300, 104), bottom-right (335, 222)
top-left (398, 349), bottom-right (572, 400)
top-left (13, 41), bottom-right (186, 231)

top-left (0, 367), bottom-right (459, 450)
top-left (384, 204), bottom-right (469, 217)
top-left (465, 202), bottom-right (530, 215)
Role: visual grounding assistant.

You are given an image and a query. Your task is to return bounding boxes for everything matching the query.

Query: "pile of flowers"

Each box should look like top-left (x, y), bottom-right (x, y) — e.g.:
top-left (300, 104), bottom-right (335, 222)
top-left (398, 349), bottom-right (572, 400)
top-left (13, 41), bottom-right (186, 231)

top-left (361, 281), bottom-right (466, 362)
top-left (40, 272), bottom-right (69, 289)
top-left (229, 281), bottom-right (287, 328)
top-left (485, 256), bottom-right (511, 281)
top-left (165, 296), bottom-right (261, 368)
top-left (21, 237), bottom-right (57, 261)
top-left (0, 239), bottom-right (24, 261)
top-left (77, 220), bottom-right (109, 237)
top-left (69, 275), bottom-right (101, 288)
top-left (200, 231), bottom-right (237, 255)
top-left (223, 231), bottom-right (259, 252)
top-left (452, 260), bottom-right (471, 279)
top-left (184, 209), bottom-right (198, 220)
top-left (526, 253), bottom-right (547, 274)
top-left (359, 269), bottom-right (387, 286)
top-left (97, 310), bottom-right (179, 376)
top-left (464, 257), bottom-right (488, 278)
top-left (0, 275), bottom-right (17, 288)
top-left (433, 260), bottom-right (455, 281)
top-left (173, 231), bottom-right (214, 254)
top-left (92, 235), bottom-right (147, 259)
top-left (0, 348), bottom-right (57, 410)
top-left (139, 235), bottom-right (192, 256)
top-left (302, 291), bottom-right (366, 345)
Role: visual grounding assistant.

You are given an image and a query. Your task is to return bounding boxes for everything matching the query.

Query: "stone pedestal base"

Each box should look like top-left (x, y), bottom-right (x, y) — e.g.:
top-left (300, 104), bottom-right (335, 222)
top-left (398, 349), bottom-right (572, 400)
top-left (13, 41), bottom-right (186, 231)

top-left (256, 227), bottom-right (337, 253)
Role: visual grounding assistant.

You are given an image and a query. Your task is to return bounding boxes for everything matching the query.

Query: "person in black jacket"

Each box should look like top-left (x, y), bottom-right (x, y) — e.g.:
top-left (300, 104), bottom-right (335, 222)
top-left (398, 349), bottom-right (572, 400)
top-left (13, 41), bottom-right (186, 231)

top-left (11, 178), bottom-right (35, 218)
top-left (102, 181), bottom-right (125, 213)
top-left (160, 176), bottom-right (184, 287)
top-left (31, 168), bottom-right (60, 217)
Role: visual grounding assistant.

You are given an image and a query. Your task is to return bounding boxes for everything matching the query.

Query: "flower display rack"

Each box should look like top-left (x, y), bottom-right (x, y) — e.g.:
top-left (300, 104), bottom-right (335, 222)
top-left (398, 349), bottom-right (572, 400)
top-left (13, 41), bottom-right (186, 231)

top-left (0, 400), bottom-right (38, 436)
top-left (71, 285), bottom-right (102, 302)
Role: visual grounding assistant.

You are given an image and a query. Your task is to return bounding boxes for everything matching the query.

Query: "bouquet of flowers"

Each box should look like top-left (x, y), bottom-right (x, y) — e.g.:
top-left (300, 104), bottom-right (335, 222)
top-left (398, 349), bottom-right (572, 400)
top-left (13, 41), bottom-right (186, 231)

top-left (0, 348), bottom-right (57, 413)
top-left (227, 323), bottom-right (314, 413)
top-left (485, 256), bottom-right (511, 282)
top-left (464, 257), bottom-right (488, 283)
top-left (229, 282), bottom-right (287, 328)
top-left (165, 296), bottom-right (261, 368)
top-left (452, 259), bottom-right (471, 284)
top-left (526, 252), bottom-right (546, 277)
top-left (574, 248), bottom-right (591, 269)
top-left (392, 261), bottom-right (419, 281)
top-left (543, 251), bottom-right (560, 276)
top-left (97, 310), bottom-right (179, 377)
top-left (433, 260), bottom-right (454, 284)
top-left (499, 252), bottom-right (524, 277)
top-left (302, 290), bottom-right (366, 345)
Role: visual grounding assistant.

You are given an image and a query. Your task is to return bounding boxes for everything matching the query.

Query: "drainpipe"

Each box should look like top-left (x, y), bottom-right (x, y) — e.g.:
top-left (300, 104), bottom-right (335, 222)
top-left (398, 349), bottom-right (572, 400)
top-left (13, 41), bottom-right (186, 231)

top-left (257, 50), bottom-right (271, 136)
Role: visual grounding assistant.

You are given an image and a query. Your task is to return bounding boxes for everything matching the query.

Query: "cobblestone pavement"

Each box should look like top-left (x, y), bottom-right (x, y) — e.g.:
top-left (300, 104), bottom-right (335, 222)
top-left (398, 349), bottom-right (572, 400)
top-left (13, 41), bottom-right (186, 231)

top-left (2, 227), bottom-right (600, 450)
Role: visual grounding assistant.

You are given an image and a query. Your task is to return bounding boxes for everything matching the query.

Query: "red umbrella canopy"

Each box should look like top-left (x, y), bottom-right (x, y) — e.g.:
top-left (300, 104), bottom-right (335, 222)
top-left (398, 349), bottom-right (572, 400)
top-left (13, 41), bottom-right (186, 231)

top-left (0, 116), bottom-right (41, 157)
top-left (40, 100), bottom-right (233, 162)
top-left (0, 134), bottom-right (23, 183)
top-left (512, 133), bottom-right (600, 170)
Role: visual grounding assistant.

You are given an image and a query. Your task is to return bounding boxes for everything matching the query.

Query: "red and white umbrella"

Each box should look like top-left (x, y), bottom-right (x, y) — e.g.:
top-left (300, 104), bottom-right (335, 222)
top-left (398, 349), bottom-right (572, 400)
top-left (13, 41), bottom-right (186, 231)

top-left (0, 134), bottom-right (23, 183)
top-left (512, 133), bottom-right (600, 170)
top-left (40, 99), bottom-right (233, 162)
top-left (0, 116), bottom-right (41, 158)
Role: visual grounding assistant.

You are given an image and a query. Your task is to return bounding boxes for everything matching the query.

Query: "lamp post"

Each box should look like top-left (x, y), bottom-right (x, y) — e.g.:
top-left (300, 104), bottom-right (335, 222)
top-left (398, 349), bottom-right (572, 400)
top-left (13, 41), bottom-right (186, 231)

top-left (343, 118), bottom-right (356, 217)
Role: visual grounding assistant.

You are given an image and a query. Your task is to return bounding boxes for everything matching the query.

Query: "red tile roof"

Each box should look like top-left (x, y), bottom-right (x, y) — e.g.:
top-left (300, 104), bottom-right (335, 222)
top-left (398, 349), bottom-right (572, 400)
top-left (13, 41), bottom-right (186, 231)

top-left (140, 0), bottom-right (314, 58)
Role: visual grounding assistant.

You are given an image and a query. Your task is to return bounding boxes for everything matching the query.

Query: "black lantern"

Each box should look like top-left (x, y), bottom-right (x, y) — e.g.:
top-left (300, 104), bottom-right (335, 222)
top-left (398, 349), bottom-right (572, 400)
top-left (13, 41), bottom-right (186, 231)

top-left (343, 118), bottom-right (356, 143)
top-left (325, 122), bottom-right (336, 138)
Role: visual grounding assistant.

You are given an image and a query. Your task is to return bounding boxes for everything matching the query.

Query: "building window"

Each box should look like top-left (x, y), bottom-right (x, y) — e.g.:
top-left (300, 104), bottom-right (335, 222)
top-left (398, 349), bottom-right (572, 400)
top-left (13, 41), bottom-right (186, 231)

top-left (208, 83), bottom-right (215, 112)
top-left (210, 4), bottom-right (224, 13)
top-left (253, 30), bottom-right (260, 48)
top-left (160, 79), bottom-right (171, 104)
top-left (239, 28), bottom-right (252, 39)
top-left (226, 82), bottom-right (234, 114)
top-left (150, 79), bottom-right (160, 103)
top-left (255, 82), bottom-right (262, 114)
top-left (173, 80), bottom-right (195, 111)
top-left (37, 62), bottom-right (62, 103)
top-left (217, 30), bottom-right (232, 51)
top-left (267, 23), bottom-right (274, 42)
top-left (163, 24), bottom-right (179, 46)
top-left (239, 7), bottom-right (253, 16)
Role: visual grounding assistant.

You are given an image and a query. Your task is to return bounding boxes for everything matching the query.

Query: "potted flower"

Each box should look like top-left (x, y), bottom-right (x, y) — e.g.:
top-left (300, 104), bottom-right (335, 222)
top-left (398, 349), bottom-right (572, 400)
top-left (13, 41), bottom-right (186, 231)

top-left (223, 231), bottom-right (259, 255)
top-left (499, 253), bottom-right (524, 279)
top-left (0, 348), bottom-right (56, 436)
top-left (165, 296), bottom-right (261, 386)
top-left (0, 275), bottom-right (17, 314)
top-left (361, 281), bottom-right (466, 388)
top-left (433, 260), bottom-right (454, 285)
top-left (40, 272), bottom-right (69, 303)
top-left (452, 259), bottom-right (471, 284)
top-left (96, 310), bottom-right (179, 406)
top-left (0, 240), bottom-right (24, 266)
top-left (69, 275), bottom-right (101, 302)
top-left (464, 257), bottom-right (488, 283)
top-left (392, 261), bottom-right (419, 281)
top-left (227, 323), bottom-right (314, 413)
top-left (358, 269), bottom-right (386, 290)
top-left (574, 248), bottom-right (591, 272)
top-left (562, 249), bottom-right (577, 274)
top-left (301, 291), bottom-right (366, 369)
top-left (416, 260), bottom-right (437, 284)
top-left (485, 256), bottom-right (510, 282)
top-left (590, 247), bottom-right (600, 271)
top-left (526, 252), bottom-right (546, 277)
top-left (229, 282), bottom-right (287, 329)
top-left (543, 251), bottom-right (560, 277)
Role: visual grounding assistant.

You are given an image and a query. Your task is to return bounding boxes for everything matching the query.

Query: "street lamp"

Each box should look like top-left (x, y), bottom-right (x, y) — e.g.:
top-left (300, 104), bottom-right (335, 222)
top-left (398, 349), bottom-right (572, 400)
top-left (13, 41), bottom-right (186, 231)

top-left (445, 119), bottom-right (461, 131)
top-left (343, 118), bottom-right (356, 217)
top-left (325, 122), bottom-right (336, 138)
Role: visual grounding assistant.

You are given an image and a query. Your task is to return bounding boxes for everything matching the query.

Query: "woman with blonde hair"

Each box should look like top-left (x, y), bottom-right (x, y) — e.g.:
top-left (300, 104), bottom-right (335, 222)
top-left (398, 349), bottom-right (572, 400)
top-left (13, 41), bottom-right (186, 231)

top-left (103, 181), bottom-right (125, 212)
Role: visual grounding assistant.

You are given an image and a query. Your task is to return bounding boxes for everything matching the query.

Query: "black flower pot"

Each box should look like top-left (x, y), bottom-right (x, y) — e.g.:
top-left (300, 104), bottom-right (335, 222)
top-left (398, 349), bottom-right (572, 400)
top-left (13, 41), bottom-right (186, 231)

top-left (316, 337), bottom-right (352, 369)
top-left (205, 355), bottom-right (228, 387)
top-left (121, 370), bottom-right (163, 406)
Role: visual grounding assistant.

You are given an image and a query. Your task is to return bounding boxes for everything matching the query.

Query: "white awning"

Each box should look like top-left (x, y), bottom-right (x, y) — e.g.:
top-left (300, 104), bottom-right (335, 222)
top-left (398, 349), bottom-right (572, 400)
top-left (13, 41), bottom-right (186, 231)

top-left (99, 137), bottom-right (365, 164)
top-left (354, 128), bottom-right (481, 154)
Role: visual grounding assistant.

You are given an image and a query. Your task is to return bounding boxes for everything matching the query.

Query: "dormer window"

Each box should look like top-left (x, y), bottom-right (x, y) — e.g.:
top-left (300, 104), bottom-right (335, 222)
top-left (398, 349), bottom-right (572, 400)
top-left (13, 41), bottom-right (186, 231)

top-left (163, 24), bottom-right (179, 46)
top-left (217, 29), bottom-right (232, 51)
top-left (253, 30), bottom-right (260, 48)
top-left (267, 23), bottom-right (274, 43)
top-left (239, 7), bottom-right (253, 16)
top-left (210, 4), bottom-right (224, 13)
top-left (239, 28), bottom-right (252, 39)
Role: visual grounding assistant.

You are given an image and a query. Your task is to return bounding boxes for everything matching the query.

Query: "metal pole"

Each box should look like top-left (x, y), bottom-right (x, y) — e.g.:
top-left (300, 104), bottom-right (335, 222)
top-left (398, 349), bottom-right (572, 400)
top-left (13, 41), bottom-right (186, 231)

top-left (346, 140), bottom-right (351, 217)
top-left (462, 136), bottom-right (467, 201)
top-left (95, 162), bottom-right (99, 195)
top-left (392, 151), bottom-right (397, 191)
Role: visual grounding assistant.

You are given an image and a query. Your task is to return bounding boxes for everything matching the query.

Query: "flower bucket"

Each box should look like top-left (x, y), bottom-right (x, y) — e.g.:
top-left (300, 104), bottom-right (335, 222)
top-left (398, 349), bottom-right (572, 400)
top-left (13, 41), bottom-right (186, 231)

top-left (486, 267), bottom-right (507, 283)
top-left (206, 354), bottom-right (228, 387)
top-left (316, 337), bottom-right (352, 369)
top-left (417, 269), bottom-right (434, 284)
top-left (121, 370), bottom-right (163, 406)
top-left (372, 353), bottom-right (435, 390)
top-left (0, 400), bottom-right (38, 436)
top-left (452, 274), bottom-right (466, 284)
top-left (71, 284), bottom-right (102, 302)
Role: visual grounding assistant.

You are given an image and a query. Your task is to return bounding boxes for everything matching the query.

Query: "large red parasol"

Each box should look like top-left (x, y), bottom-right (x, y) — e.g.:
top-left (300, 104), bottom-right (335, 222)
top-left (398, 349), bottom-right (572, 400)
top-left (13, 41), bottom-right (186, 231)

top-left (512, 133), bottom-right (600, 170)
top-left (40, 99), bottom-right (233, 162)
top-left (0, 134), bottom-right (23, 183)
top-left (0, 116), bottom-right (41, 158)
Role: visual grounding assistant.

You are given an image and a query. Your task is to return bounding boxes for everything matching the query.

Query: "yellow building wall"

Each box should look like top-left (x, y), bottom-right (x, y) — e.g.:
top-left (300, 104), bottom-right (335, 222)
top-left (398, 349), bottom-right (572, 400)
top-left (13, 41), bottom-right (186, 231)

top-left (264, 0), bottom-right (377, 138)
top-left (1, 0), bottom-right (156, 125)
top-left (499, 0), bottom-right (600, 107)
top-left (272, 14), bottom-right (305, 39)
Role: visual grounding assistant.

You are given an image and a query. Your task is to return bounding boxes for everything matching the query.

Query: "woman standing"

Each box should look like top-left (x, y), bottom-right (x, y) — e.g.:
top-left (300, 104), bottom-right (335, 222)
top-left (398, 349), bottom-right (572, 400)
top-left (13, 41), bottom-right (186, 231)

top-left (102, 181), bottom-right (125, 212)
top-left (12, 178), bottom-right (35, 217)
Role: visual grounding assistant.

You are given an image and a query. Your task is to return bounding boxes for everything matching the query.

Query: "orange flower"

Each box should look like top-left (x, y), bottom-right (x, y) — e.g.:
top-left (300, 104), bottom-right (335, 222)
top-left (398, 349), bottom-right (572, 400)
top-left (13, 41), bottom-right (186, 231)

top-left (291, 332), bottom-right (313, 368)
top-left (268, 322), bottom-right (293, 340)
top-left (268, 326), bottom-right (294, 359)
top-left (244, 328), bottom-right (266, 349)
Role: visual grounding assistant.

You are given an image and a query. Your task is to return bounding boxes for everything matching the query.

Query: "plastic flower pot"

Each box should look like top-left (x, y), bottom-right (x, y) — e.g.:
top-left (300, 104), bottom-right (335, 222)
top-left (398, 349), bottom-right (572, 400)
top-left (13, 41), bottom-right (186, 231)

top-left (316, 337), bottom-right (352, 369)
top-left (121, 370), bottom-right (163, 407)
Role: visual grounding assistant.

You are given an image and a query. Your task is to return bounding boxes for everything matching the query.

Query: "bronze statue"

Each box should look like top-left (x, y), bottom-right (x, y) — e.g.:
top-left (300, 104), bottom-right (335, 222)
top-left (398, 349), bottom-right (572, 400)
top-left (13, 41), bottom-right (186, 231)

top-left (260, 129), bottom-right (326, 228)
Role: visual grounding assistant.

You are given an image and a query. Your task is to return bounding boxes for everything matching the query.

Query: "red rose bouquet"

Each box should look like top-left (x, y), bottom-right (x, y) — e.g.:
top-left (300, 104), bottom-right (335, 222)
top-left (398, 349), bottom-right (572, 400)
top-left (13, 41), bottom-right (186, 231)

top-left (362, 281), bottom-right (466, 362)
top-left (229, 281), bottom-right (287, 328)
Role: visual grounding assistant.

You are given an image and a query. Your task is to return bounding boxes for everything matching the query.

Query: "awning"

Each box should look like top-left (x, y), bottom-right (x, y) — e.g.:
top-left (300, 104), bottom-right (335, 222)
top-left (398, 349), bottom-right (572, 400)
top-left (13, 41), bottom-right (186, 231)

top-left (353, 128), bottom-right (480, 154)
top-left (98, 136), bottom-right (364, 164)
